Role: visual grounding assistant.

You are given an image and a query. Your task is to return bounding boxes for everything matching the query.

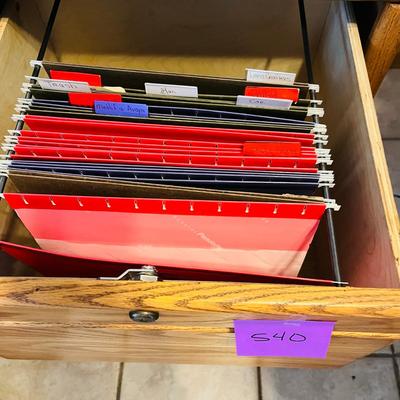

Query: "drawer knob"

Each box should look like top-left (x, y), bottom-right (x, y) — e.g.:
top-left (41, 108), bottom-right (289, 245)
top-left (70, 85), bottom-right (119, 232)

top-left (129, 310), bottom-right (159, 323)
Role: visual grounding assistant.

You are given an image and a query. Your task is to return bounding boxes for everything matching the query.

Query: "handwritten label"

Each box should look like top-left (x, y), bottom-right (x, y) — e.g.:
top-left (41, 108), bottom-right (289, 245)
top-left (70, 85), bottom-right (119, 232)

top-left (94, 101), bottom-right (148, 118)
top-left (37, 78), bottom-right (91, 93)
top-left (145, 83), bottom-right (198, 98)
top-left (236, 95), bottom-right (292, 110)
top-left (243, 142), bottom-right (301, 157)
top-left (234, 320), bottom-right (335, 358)
top-left (246, 68), bottom-right (296, 86)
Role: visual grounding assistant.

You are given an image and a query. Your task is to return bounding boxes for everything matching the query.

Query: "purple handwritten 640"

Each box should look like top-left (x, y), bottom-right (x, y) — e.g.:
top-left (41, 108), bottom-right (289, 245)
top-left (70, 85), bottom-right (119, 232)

top-left (234, 320), bottom-right (335, 358)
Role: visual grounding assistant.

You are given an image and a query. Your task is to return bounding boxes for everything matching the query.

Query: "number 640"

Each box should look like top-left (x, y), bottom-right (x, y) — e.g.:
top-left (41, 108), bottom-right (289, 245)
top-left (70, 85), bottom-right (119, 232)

top-left (250, 332), bottom-right (306, 342)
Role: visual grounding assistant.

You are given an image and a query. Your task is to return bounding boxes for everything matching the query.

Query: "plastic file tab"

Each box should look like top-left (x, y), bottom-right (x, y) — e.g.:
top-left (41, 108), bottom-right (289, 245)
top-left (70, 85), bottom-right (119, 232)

top-left (68, 93), bottom-right (122, 107)
top-left (36, 78), bottom-right (91, 93)
top-left (50, 70), bottom-right (102, 86)
top-left (244, 87), bottom-right (300, 102)
top-left (236, 95), bottom-right (292, 110)
top-left (94, 101), bottom-right (149, 118)
top-left (145, 83), bottom-right (198, 98)
top-left (246, 69), bottom-right (296, 85)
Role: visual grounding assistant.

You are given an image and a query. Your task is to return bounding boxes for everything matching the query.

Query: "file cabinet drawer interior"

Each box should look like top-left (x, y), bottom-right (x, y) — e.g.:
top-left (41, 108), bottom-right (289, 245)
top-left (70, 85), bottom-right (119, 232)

top-left (0, 0), bottom-right (399, 367)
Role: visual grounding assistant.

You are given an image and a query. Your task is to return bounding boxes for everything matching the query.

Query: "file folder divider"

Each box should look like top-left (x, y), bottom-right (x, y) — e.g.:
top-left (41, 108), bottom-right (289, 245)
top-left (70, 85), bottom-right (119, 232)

top-left (0, 0), bottom-right (343, 284)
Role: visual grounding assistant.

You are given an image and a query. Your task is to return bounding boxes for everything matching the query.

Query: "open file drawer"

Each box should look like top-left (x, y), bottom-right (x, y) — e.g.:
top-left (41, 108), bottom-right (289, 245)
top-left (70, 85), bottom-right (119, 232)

top-left (0, 0), bottom-right (399, 368)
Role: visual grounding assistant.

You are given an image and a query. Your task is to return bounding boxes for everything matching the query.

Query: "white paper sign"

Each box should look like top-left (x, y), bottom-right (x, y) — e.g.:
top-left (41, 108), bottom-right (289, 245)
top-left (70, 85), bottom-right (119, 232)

top-left (37, 78), bottom-right (91, 93)
top-left (246, 68), bottom-right (296, 86)
top-left (145, 83), bottom-right (198, 98)
top-left (236, 95), bottom-right (292, 110)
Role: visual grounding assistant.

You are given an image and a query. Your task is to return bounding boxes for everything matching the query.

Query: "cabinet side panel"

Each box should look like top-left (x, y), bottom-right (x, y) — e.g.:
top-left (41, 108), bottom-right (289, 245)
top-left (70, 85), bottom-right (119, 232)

top-left (314, 2), bottom-right (400, 287)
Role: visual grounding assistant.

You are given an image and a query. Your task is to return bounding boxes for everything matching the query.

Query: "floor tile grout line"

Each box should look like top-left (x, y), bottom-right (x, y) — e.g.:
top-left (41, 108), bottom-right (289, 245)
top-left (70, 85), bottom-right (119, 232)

top-left (256, 367), bottom-right (263, 400)
top-left (391, 357), bottom-right (400, 399)
top-left (115, 362), bottom-right (125, 400)
top-left (390, 346), bottom-right (400, 399)
top-left (367, 353), bottom-right (394, 358)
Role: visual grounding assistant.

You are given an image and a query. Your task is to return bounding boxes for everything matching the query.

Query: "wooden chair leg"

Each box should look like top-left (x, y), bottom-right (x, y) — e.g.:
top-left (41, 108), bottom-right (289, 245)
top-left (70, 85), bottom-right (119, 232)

top-left (365, 3), bottom-right (400, 96)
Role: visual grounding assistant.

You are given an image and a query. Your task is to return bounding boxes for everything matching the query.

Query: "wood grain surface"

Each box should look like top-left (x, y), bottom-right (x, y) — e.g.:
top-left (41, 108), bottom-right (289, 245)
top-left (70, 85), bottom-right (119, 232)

top-left (314, 1), bottom-right (400, 288)
top-left (0, 321), bottom-right (393, 367)
top-left (0, 3), bottom-right (57, 245)
top-left (0, 277), bottom-right (397, 366)
top-left (0, 278), bottom-right (400, 334)
top-left (0, 2), bottom-right (57, 141)
top-left (366, 3), bottom-right (400, 95)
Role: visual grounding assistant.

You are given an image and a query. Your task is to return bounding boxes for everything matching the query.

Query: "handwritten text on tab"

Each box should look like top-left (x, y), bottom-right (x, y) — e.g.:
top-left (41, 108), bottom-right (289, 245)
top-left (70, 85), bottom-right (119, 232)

top-left (37, 78), bottom-right (91, 93)
top-left (234, 320), bottom-right (335, 358)
top-left (236, 95), bottom-right (292, 110)
top-left (94, 101), bottom-right (148, 118)
top-left (145, 83), bottom-right (198, 98)
top-left (246, 69), bottom-right (296, 86)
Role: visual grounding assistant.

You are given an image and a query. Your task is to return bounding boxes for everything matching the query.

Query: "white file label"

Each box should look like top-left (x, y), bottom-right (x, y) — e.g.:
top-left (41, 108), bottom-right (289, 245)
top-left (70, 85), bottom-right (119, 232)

top-left (145, 83), bottom-right (198, 98)
top-left (37, 78), bottom-right (91, 92)
top-left (236, 95), bottom-right (292, 109)
top-left (246, 68), bottom-right (296, 85)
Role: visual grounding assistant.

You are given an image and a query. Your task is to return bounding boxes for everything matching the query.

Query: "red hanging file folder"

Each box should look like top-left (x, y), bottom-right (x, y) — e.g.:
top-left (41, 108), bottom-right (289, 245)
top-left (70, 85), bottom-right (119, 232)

top-left (4, 193), bottom-right (326, 277)
top-left (18, 128), bottom-right (316, 147)
top-left (15, 138), bottom-right (245, 155)
top-left (10, 146), bottom-right (318, 170)
top-left (15, 132), bottom-right (307, 156)
top-left (0, 240), bottom-right (336, 286)
top-left (24, 115), bottom-right (316, 142)
top-left (13, 139), bottom-right (311, 157)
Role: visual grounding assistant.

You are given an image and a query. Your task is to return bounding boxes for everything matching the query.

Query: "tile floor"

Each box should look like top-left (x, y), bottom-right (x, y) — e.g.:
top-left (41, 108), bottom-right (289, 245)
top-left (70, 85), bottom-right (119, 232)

top-left (1, 64), bottom-right (400, 400)
top-left (0, 353), bottom-right (399, 400)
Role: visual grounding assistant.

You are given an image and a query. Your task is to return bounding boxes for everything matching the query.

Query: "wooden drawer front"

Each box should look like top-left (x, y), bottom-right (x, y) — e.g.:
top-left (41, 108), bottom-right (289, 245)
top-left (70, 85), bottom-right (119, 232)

top-left (0, 0), bottom-right (399, 368)
top-left (0, 278), bottom-right (399, 367)
top-left (0, 324), bottom-right (394, 368)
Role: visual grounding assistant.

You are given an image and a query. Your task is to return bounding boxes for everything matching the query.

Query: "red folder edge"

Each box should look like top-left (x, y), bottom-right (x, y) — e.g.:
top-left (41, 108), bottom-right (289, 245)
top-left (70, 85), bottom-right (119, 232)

top-left (244, 86), bottom-right (300, 102)
top-left (4, 194), bottom-right (326, 276)
top-left (4, 193), bottom-right (326, 219)
top-left (50, 70), bottom-right (102, 86)
top-left (0, 240), bottom-right (335, 285)
top-left (68, 93), bottom-right (122, 107)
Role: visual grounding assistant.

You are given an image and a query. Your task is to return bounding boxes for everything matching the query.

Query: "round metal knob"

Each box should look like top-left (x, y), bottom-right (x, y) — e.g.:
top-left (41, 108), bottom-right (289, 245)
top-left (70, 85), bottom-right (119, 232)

top-left (129, 310), bottom-right (159, 323)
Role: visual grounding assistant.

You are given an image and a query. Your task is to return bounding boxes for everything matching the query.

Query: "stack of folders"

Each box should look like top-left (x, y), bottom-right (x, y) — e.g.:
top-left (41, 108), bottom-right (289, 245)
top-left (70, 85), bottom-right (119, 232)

top-left (0, 62), bottom-right (340, 286)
